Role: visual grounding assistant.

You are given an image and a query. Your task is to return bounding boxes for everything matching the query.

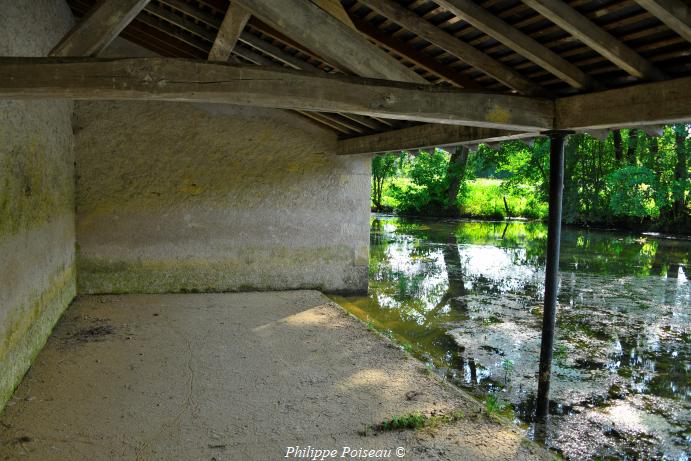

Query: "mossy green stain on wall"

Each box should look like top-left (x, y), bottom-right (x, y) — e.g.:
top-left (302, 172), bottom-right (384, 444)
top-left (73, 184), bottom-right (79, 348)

top-left (0, 265), bottom-right (76, 411)
top-left (0, 124), bottom-right (74, 238)
top-left (0, 0), bottom-right (76, 415)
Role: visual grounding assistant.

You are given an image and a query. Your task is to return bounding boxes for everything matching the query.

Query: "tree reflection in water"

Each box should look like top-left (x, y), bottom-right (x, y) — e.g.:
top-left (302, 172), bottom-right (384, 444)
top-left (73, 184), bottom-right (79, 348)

top-left (332, 215), bottom-right (690, 460)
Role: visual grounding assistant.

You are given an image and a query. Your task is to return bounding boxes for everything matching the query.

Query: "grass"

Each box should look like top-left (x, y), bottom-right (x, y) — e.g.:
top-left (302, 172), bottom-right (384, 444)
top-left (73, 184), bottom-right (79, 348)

top-left (553, 343), bottom-right (568, 367)
top-left (484, 393), bottom-right (514, 418)
top-left (400, 341), bottom-right (414, 353)
top-left (460, 179), bottom-right (547, 219)
top-left (363, 410), bottom-right (465, 435)
top-left (378, 178), bottom-right (548, 220)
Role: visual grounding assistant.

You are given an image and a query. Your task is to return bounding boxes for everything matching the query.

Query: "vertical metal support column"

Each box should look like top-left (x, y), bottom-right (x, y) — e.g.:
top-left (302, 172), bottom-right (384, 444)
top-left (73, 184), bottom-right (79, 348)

top-left (536, 130), bottom-right (572, 419)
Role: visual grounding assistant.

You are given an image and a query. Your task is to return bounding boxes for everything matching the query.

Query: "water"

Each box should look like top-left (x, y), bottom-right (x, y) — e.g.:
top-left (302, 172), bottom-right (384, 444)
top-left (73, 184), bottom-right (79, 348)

top-left (332, 215), bottom-right (690, 460)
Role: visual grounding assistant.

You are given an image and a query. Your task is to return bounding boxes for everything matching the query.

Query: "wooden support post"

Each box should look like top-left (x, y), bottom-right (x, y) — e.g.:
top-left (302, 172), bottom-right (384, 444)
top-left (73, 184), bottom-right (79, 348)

top-left (536, 130), bottom-right (572, 419)
top-left (208, 3), bottom-right (251, 61)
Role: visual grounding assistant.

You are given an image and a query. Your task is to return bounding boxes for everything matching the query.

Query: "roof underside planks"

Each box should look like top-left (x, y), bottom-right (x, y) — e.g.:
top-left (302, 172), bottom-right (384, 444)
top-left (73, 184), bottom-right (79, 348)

top-left (25, 0), bottom-right (691, 152)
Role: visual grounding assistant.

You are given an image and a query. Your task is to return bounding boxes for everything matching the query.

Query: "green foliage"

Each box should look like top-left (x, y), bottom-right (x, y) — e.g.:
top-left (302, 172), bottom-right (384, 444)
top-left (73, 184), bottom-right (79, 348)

top-left (372, 124), bottom-right (689, 231)
top-left (379, 412), bottom-right (426, 431)
top-left (371, 153), bottom-right (398, 211)
top-left (553, 343), bottom-right (568, 367)
top-left (495, 139), bottom-right (551, 201)
top-left (462, 179), bottom-right (547, 219)
top-left (484, 393), bottom-right (512, 416)
top-left (389, 149), bottom-right (452, 214)
top-left (606, 166), bottom-right (659, 218)
top-left (501, 359), bottom-right (515, 384)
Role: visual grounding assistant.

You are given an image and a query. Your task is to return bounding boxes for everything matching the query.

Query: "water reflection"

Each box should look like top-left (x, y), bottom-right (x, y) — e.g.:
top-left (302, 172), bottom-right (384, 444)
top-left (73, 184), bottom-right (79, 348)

top-left (333, 215), bottom-right (690, 460)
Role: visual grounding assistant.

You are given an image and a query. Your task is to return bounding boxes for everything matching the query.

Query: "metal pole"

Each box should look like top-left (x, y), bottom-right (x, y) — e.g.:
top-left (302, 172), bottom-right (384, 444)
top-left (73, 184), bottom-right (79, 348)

top-left (536, 130), bottom-right (572, 419)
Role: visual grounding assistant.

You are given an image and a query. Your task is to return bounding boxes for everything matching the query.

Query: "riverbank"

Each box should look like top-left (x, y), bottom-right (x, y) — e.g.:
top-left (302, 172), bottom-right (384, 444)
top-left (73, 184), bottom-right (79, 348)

top-left (0, 291), bottom-right (553, 461)
top-left (376, 178), bottom-right (690, 236)
top-left (371, 211), bottom-right (691, 240)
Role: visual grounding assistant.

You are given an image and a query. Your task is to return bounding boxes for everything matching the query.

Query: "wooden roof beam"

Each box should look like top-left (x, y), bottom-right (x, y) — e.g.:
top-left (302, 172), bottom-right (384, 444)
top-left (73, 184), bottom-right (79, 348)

top-left (357, 0), bottom-right (547, 96)
top-left (634, 0), bottom-right (691, 43)
top-left (336, 124), bottom-right (537, 155)
top-left (51, 0), bottom-right (151, 56)
top-left (521, 0), bottom-right (667, 81)
top-left (208, 3), bottom-right (251, 61)
top-left (434, 0), bottom-right (597, 90)
top-left (232, 0), bottom-right (428, 83)
top-left (229, 46), bottom-right (356, 134)
top-left (349, 15), bottom-right (481, 89)
top-left (556, 76), bottom-right (691, 130)
top-left (0, 57), bottom-right (553, 131)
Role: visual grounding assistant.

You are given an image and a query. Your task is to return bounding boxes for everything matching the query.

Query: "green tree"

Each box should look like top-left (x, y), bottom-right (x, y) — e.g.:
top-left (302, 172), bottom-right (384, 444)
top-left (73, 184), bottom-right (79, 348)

top-left (389, 149), bottom-right (451, 215)
top-left (606, 166), bottom-right (659, 218)
top-left (372, 124), bottom-right (690, 233)
top-left (671, 124), bottom-right (688, 221)
top-left (371, 153), bottom-right (397, 211)
top-left (445, 146), bottom-right (470, 216)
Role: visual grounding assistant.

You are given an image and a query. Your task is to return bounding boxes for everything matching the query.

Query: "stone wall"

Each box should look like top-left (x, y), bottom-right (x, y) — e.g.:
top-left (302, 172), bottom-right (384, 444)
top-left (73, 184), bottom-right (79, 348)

top-left (0, 0), bottom-right (75, 409)
top-left (75, 102), bottom-right (371, 294)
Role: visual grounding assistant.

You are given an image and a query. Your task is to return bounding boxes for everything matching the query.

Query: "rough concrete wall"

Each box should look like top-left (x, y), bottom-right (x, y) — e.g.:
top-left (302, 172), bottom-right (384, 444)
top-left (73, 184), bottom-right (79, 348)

top-left (0, 0), bottom-right (75, 410)
top-left (75, 102), bottom-right (370, 294)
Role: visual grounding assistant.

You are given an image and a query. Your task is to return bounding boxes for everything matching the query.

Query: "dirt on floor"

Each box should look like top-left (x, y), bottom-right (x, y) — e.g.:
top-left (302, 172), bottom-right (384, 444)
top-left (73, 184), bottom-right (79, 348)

top-left (0, 291), bottom-right (555, 460)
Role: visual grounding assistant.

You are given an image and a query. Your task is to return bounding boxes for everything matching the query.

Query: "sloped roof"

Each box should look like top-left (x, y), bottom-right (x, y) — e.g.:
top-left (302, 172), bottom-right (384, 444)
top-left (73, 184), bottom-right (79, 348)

top-left (64, 0), bottom-right (691, 140)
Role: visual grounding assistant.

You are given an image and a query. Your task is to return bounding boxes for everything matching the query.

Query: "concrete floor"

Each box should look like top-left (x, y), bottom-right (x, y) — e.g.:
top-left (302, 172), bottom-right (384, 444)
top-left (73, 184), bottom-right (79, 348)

top-left (0, 291), bottom-right (552, 460)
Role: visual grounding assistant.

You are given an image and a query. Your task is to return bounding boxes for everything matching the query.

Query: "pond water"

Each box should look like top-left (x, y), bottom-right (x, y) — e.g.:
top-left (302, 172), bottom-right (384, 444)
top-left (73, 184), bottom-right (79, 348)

top-left (331, 215), bottom-right (690, 460)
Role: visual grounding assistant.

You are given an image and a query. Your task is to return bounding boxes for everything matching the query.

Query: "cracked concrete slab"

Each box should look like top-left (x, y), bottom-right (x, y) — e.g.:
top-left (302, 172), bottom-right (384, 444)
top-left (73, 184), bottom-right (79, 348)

top-left (0, 292), bottom-right (553, 460)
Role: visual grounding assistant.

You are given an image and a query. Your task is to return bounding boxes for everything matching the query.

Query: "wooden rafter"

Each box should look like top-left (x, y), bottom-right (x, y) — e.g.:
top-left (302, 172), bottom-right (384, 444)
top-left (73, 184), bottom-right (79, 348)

top-left (233, 0), bottom-right (428, 83)
top-left (136, 1), bottom-right (345, 134)
top-left (0, 57), bottom-right (554, 131)
top-left (434, 0), bottom-right (597, 90)
top-left (357, 0), bottom-right (547, 96)
top-left (350, 15), bottom-right (481, 88)
top-left (522, 0), bottom-right (667, 81)
top-left (634, 0), bottom-right (691, 43)
top-left (51, 0), bottom-right (151, 56)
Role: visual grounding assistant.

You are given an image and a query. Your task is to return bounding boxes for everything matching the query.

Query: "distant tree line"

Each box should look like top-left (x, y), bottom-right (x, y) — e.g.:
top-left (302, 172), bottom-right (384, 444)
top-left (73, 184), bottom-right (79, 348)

top-left (371, 124), bottom-right (689, 232)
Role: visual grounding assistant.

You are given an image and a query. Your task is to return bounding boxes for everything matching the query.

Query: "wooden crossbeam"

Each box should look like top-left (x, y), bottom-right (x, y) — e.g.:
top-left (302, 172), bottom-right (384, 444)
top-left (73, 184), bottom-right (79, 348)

top-left (337, 124), bottom-right (536, 155)
top-left (208, 3), bottom-right (251, 61)
top-left (51, 0), bottom-right (151, 56)
top-left (434, 0), bottom-right (597, 90)
top-left (0, 58), bottom-right (553, 131)
top-left (555, 76), bottom-right (691, 130)
top-left (358, 0), bottom-right (547, 96)
top-left (522, 0), bottom-right (666, 81)
top-left (233, 0), bottom-right (428, 83)
top-left (634, 0), bottom-right (691, 43)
